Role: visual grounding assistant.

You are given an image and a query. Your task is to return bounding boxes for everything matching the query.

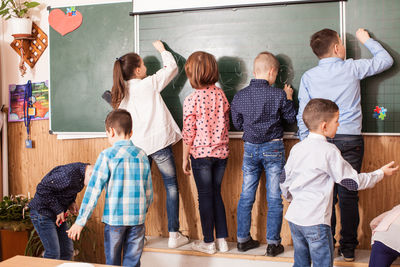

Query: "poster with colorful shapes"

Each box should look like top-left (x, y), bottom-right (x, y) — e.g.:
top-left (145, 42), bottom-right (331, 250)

top-left (9, 81), bottom-right (49, 122)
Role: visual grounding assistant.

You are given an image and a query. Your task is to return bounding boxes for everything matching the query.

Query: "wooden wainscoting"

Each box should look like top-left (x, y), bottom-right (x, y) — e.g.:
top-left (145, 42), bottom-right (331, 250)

top-left (8, 120), bottom-right (400, 263)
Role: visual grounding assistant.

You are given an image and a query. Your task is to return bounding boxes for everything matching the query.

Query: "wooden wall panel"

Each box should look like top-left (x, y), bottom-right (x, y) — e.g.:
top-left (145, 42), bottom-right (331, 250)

top-left (8, 120), bottom-right (400, 263)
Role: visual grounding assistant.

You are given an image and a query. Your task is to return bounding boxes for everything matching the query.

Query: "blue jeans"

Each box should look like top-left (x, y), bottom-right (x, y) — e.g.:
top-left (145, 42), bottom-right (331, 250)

top-left (191, 156), bottom-right (228, 243)
top-left (289, 222), bottom-right (334, 267)
top-left (327, 134), bottom-right (364, 250)
top-left (30, 209), bottom-right (74, 260)
top-left (104, 223), bottom-right (145, 266)
top-left (149, 145), bottom-right (179, 232)
top-left (369, 241), bottom-right (400, 267)
top-left (237, 141), bottom-right (284, 245)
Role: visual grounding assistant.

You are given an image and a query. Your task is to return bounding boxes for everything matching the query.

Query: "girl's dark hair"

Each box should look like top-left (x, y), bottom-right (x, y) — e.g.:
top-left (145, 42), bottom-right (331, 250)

top-left (111, 53), bottom-right (141, 109)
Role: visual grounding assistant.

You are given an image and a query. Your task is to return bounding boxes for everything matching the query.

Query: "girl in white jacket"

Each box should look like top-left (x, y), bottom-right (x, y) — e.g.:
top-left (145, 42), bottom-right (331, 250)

top-left (111, 40), bottom-right (188, 248)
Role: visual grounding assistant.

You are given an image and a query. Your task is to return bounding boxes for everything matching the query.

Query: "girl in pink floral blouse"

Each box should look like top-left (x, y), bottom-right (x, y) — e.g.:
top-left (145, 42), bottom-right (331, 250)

top-left (182, 51), bottom-right (230, 254)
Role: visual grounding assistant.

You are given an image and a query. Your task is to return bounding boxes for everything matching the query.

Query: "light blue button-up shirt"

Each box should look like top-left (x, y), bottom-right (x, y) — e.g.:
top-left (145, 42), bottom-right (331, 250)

top-left (297, 38), bottom-right (394, 140)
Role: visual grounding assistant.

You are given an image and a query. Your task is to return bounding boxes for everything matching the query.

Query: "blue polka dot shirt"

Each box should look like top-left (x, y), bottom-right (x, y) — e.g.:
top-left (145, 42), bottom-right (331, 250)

top-left (231, 79), bottom-right (296, 143)
top-left (29, 162), bottom-right (88, 220)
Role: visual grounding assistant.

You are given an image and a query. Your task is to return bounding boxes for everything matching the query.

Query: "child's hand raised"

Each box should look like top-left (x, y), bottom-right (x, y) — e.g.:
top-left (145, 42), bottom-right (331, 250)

top-left (356, 28), bottom-right (371, 44)
top-left (67, 223), bottom-right (84, 241)
top-left (283, 84), bottom-right (293, 101)
top-left (380, 161), bottom-right (399, 176)
top-left (153, 40), bottom-right (166, 53)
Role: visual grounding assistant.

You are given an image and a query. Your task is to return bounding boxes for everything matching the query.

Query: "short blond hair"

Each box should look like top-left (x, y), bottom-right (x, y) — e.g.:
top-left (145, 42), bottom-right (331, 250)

top-left (253, 52), bottom-right (279, 75)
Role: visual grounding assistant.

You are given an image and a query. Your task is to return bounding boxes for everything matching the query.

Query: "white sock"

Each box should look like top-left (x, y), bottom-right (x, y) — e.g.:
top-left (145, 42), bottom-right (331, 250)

top-left (217, 238), bottom-right (225, 243)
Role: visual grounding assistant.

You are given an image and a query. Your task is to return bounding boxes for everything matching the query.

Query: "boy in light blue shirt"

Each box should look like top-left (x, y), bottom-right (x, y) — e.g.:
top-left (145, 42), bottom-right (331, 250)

top-left (296, 28), bottom-right (393, 261)
top-left (67, 109), bottom-right (152, 267)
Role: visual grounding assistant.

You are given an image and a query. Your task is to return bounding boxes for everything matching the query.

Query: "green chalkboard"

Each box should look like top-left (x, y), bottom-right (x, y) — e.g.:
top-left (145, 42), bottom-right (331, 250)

top-left (346, 0), bottom-right (400, 133)
top-left (49, 2), bottom-right (133, 133)
top-left (139, 2), bottom-right (340, 132)
top-left (50, 1), bottom-right (341, 133)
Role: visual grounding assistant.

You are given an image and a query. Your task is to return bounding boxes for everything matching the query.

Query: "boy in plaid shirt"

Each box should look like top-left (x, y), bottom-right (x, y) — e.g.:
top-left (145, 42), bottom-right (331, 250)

top-left (68, 109), bottom-right (152, 267)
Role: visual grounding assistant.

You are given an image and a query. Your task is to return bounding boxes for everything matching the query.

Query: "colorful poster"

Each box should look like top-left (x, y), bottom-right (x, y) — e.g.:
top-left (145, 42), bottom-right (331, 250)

top-left (9, 81), bottom-right (49, 122)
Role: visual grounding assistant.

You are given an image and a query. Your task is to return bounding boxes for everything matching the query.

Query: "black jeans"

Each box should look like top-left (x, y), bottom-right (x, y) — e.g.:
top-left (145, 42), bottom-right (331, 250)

top-left (190, 156), bottom-right (228, 243)
top-left (327, 134), bottom-right (364, 251)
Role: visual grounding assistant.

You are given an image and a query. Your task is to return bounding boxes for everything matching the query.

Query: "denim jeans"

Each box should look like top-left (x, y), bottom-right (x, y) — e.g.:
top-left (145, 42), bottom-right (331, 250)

top-left (237, 141), bottom-right (285, 245)
top-left (190, 156), bottom-right (228, 243)
top-left (327, 134), bottom-right (364, 250)
top-left (104, 223), bottom-right (145, 266)
top-left (149, 145), bottom-right (179, 232)
top-left (30, 209), bottom-right (74, 260)
top-left (369, 241), bottom-right (400, 267)
top-left (289, 222), bottom-right (334, 267)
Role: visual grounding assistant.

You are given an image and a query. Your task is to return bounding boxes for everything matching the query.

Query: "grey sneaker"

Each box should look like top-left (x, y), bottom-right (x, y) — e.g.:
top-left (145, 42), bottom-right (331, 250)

top-left (168, 232), bottom-right (189, 248)
top-left (191, 240), bottom-right (217, 254)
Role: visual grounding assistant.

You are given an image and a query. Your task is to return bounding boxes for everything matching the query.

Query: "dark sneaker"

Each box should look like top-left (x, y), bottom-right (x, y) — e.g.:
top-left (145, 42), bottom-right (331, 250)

top-left (338, 248), bottom-right (355, 262)
top-left (237, 237), bottom-right (260, 252)
top-left (266, 244), bottom-right (284, 257)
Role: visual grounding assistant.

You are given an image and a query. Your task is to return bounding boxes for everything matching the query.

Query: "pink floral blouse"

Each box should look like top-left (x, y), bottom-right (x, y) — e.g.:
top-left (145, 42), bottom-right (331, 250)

top-left (183, 85), bottom-right (230, 159)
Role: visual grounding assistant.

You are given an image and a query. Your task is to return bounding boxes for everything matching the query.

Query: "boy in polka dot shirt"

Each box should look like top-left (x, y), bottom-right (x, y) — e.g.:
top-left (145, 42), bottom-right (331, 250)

top-left (29, 162), bottom-right (93, 260)
top-left (231, 52), bottom-right (296, 256)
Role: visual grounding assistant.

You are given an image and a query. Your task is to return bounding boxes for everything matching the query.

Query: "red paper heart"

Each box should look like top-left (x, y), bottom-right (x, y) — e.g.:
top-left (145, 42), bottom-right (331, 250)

top-left (49, 9), bottom-right (83, 36)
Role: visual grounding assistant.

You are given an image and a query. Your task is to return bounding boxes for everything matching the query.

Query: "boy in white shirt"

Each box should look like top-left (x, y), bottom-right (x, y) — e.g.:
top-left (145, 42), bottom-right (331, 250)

top-left (280, 98), bottom-right (398, 267)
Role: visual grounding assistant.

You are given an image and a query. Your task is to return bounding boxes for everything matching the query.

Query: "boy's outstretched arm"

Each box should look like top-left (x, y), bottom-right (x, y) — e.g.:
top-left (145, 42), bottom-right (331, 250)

top-left (353, 28), bottom-right (394, 80)
top-left (327, 148), bottom-right (398, 191)
top-left (67, 152), bottom-right (110, 240)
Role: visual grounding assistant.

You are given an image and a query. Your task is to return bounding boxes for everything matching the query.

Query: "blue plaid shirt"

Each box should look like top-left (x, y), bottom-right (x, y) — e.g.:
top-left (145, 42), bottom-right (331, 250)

top-left (75, 140), bottom-right (152, 227)
top-left (231, 79), bottom-right (296, 143)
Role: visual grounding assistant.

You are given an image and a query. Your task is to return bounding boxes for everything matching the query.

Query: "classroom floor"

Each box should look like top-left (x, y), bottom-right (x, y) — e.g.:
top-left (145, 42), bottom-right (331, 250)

top-left (141, 236), bottom-right (400, 267)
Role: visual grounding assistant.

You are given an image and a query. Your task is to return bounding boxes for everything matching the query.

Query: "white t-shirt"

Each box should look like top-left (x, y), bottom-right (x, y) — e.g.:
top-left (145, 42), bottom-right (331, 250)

top-left (119, 51), bottom-right (182, 155)
top-left (281, 132), bottom-right (384, 226)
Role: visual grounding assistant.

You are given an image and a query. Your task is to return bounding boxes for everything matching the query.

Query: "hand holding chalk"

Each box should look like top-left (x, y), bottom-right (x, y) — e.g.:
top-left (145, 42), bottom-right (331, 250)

top-left (356, 28), bottom-right (371, 44)
top-left (153, 40), bottom-right (166, 53)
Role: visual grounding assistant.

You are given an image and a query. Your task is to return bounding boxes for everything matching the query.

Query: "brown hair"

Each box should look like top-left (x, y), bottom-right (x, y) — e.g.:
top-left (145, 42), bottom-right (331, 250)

top-left (303, 98), bottom-right (339, 131)
top-left (111, 53), bottom-right (141, 109)
top-left (253, 52), bottom-right (280, 74)
top-left (105, 109), bottom-right (132, 136)
top-left (310, 29), bottom-right (339, 58)
top-left (185, 51), bottom-right (219, 89)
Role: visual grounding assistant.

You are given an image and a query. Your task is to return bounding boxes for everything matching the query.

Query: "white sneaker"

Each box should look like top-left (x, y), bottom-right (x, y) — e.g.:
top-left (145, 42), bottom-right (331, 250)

top-left (216, 238), bottom-right (229, 252)
top-left (191, 240), bottom-right (217, 254)
top-left (168, 232), bottom-right (190, 248)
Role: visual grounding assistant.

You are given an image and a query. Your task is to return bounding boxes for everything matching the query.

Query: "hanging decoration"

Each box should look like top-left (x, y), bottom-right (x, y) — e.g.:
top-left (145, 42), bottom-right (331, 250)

top-left (10, 23), bottom-right (48, 76)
